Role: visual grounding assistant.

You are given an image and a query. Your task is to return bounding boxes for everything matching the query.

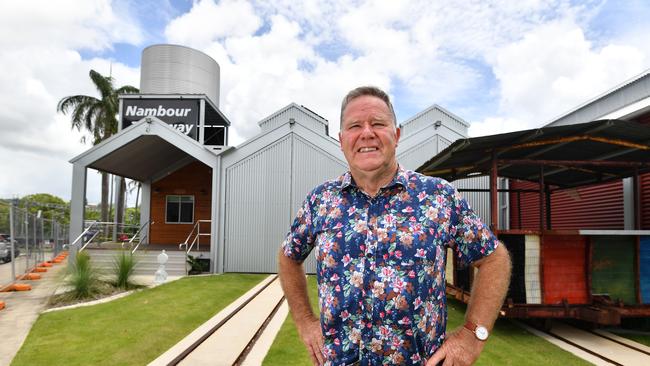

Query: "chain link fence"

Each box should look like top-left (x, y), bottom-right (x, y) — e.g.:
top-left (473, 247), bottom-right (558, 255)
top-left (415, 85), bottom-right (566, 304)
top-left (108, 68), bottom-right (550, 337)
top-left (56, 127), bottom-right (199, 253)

top-left (0, 201), bottom-right (68, 289)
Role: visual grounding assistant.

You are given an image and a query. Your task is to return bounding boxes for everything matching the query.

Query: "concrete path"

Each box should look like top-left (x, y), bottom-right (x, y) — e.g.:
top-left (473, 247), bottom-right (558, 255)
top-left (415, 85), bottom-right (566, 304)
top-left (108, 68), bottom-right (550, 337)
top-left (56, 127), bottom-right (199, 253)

top-left (0, 259), bottom-right (67, 366)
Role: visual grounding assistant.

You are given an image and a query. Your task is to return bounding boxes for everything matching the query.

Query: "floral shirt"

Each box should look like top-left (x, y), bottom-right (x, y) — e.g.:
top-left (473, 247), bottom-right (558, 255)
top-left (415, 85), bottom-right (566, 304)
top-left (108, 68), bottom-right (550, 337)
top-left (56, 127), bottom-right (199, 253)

top-left (282, 167), bottom-right (498, 365)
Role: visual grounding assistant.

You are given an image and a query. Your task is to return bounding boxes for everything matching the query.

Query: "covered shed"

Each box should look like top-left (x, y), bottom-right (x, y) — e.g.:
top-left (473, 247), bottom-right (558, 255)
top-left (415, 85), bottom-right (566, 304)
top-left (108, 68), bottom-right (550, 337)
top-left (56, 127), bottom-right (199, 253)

top-left (417, 119), bottom-right (650, 324)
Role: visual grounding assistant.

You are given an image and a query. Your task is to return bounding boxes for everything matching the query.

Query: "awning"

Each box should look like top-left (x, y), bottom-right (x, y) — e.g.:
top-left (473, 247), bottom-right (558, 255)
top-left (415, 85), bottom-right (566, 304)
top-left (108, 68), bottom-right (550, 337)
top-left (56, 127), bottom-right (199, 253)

top-left (70, 117), bottom-right (222, 181)
top-left (417, 119), bottom-right (650, 188)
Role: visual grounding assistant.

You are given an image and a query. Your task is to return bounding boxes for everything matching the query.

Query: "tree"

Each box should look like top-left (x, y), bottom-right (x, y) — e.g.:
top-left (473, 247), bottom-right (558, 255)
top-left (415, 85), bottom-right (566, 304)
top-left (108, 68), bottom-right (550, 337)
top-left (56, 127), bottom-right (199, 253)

top-left (19, 193), bottom-right (70, 238)
top-left (57, 70), bottom-right (138, 227)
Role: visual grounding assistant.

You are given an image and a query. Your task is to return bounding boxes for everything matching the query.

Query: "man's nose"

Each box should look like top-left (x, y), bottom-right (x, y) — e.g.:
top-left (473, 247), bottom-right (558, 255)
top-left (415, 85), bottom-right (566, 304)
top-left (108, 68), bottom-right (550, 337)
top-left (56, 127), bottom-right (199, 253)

top-left (360, 123), bottom-right (375, 138)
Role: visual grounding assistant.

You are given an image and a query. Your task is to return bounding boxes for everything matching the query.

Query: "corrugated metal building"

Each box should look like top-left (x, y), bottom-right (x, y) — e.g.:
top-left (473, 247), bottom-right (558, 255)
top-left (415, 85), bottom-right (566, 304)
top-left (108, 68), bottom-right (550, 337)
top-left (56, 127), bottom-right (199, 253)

top-left (512, 70), bottom-right (650, 230)
top-left (68, 44), bottom-right (478, 273)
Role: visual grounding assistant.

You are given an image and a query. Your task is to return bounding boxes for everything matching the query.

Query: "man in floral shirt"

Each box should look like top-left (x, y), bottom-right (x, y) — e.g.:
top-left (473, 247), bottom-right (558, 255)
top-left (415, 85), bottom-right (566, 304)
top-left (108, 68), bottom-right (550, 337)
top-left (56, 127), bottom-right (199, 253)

top-left (279, 86), bottom-right (511, 366)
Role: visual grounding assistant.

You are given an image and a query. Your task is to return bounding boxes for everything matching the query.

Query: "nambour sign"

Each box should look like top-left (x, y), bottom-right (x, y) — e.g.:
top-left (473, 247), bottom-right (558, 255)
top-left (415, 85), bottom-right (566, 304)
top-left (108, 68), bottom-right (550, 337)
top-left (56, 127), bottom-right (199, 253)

top-left (121, 99), bottom-right (200, 139)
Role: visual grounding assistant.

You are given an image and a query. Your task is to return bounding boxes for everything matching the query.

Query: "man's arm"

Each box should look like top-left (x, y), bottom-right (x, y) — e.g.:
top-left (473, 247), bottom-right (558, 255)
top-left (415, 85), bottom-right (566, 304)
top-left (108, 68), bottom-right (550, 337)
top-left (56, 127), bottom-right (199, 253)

top-left (427, 243), bottom-right (511, 366)
top-left (278, 251), bottom-right (324, 366)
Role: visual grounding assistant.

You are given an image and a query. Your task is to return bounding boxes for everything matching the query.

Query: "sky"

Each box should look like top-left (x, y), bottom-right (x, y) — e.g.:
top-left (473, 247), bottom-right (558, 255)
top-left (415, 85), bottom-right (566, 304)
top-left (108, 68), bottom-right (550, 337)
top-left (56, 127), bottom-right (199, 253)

top-left (1, 0), bottom-right (649, 205)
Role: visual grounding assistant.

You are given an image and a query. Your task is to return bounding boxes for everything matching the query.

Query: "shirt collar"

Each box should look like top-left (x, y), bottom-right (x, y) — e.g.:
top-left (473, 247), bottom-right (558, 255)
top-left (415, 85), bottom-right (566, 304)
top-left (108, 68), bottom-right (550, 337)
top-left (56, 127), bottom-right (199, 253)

top-left (340, 164), bottom-right (409, 191)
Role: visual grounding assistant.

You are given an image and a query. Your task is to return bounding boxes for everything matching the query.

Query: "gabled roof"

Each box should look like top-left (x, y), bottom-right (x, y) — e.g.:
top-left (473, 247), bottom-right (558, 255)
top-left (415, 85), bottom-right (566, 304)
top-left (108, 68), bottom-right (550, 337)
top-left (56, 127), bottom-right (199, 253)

top-left (417, 119), bottom-right (650, 189)
top-left (70, 117), bottom-right (221, 181)
top-left (257, 103), bottom-right (329, 133)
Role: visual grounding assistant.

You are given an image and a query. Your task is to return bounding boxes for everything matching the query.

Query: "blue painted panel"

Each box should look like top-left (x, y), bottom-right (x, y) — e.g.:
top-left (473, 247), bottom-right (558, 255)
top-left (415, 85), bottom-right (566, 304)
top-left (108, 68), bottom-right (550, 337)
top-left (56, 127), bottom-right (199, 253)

top-left (641, 236), bottom-right (650, 303)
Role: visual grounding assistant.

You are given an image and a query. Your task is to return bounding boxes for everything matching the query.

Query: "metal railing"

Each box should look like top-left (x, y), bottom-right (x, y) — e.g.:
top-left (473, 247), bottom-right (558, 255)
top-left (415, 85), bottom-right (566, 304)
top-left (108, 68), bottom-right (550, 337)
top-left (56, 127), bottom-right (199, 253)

top-left (124, 220), bottom-right (153, 254)
top-left (70, 221), bottom-right (142, 253)
top-left (179, 220), bottom-right (211, 254)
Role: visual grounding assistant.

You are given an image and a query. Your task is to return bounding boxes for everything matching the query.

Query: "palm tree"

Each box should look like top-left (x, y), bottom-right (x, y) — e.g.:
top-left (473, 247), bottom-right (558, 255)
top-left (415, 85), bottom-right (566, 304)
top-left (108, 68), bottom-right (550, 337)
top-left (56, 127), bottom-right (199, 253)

top-left (57, 69), bottom-right (139, 227)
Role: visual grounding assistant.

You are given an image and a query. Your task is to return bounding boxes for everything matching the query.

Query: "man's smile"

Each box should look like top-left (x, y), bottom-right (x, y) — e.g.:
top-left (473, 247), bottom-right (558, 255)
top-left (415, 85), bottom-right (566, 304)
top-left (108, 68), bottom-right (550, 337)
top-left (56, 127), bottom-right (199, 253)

top-left (358, 147), bottom-right (378, 153)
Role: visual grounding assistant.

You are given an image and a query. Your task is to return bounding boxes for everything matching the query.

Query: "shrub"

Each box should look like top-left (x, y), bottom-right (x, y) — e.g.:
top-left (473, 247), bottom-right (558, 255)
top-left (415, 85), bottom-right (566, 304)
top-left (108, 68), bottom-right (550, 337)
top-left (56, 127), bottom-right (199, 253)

top-left (113, 250), bottom-right (138, 289)
top-left (67, 251), bottom-right (101, 299)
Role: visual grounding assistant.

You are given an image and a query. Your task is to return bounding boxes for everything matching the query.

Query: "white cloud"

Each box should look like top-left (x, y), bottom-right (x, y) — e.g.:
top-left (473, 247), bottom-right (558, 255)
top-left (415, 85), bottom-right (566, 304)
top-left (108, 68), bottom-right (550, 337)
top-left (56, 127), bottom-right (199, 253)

top-left (0, 0), bottom-right (142, 202)
top-left (165, 0), bottom-right (262, 48)
top-left (471, 19), bottom-right (646, 136)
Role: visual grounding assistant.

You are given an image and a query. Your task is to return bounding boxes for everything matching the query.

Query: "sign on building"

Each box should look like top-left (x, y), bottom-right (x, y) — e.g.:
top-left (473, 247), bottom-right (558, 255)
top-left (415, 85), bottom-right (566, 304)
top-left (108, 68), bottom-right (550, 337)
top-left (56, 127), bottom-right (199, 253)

top-left (121, 99), bottom-right (200, 140)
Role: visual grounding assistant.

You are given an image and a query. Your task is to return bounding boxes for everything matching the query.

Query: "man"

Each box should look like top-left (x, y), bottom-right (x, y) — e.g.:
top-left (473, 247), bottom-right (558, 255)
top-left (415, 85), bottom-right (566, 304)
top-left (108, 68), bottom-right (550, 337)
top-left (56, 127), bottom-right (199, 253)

top-left (279, 86), bottom-right (511, 365)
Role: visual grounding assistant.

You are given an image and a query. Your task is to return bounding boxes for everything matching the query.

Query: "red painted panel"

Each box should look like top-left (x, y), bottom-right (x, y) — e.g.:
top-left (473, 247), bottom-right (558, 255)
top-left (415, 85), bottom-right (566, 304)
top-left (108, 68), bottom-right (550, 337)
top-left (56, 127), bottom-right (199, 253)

top-left (542, 235), bottom-right (588, 304)
top-left (509, 180), bottom-right (541, 230)
top-left (509, 180), bottom-right (624, 230)
top-left (550, 181), bottom-right (624, 230)
top-left (642, 172), bottom-right (650, 230)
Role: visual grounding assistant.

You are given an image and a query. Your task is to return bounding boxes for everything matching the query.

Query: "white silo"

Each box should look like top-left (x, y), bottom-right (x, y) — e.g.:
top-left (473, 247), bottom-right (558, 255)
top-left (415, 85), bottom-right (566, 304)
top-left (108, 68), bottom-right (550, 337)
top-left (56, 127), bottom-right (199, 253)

top-left (140, 44), bottom-right (220, 107)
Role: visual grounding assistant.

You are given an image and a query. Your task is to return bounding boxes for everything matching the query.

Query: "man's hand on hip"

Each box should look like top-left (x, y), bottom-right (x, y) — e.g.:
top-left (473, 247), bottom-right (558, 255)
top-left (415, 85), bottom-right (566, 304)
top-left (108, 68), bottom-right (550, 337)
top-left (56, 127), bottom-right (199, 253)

top-left (425, 327), bottom-right (485, 366)
top-left (296, 316), bottom-right (325, 366)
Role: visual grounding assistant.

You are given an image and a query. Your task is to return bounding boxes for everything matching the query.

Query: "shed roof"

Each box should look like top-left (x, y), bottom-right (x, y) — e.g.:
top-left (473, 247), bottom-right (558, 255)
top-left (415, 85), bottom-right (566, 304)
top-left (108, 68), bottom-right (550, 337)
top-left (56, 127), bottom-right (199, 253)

top-left (417, 119), bottom-right (650, 189)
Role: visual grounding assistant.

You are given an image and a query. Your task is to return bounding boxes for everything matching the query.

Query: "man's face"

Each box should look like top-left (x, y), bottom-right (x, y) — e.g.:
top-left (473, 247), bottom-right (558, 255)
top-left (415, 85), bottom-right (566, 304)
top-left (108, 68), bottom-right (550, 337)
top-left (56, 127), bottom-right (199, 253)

top-left (339, 95), bottom-right (400, 176)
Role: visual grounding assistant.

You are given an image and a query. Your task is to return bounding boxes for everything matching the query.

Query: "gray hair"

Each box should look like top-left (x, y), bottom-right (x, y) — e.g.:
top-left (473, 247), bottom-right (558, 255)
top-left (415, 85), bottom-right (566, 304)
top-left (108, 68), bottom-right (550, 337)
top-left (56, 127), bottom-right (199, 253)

top-left (339, 86), bottom-right (397, 128)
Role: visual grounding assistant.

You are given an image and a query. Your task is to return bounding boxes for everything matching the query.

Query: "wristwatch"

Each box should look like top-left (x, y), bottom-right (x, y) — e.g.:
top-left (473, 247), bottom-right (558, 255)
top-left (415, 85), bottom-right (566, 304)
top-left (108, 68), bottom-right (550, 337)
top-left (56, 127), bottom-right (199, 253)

top-left (463, 321), bottom-right (489, 341)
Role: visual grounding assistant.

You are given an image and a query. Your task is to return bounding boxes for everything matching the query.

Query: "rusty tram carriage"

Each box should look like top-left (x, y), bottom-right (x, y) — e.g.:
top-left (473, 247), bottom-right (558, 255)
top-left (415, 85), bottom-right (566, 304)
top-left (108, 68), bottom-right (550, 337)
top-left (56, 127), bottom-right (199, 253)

top-left (418, 119), bottom-right (650, 325)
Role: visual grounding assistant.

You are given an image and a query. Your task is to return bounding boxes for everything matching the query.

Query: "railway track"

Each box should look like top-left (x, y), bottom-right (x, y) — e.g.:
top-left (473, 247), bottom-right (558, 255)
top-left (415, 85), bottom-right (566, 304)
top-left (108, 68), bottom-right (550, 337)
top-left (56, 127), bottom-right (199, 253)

top-left (519, 320), bottom-right (650, 366)
top-left (149, 274), bottom-right (288, 366)
top-left (150, 276), bottom-right (650, 365)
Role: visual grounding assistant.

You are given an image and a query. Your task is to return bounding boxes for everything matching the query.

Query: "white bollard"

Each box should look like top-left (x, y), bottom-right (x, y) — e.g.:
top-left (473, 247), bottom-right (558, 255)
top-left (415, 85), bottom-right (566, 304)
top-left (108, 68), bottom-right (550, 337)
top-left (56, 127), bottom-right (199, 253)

top-left (154, 250), bottom-right (169, 284)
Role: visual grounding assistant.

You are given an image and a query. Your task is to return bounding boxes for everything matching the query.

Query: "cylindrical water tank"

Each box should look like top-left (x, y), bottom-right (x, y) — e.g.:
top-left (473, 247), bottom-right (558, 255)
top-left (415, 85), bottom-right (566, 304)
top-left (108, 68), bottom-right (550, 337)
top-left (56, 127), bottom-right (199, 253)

top-left (140, 44), bottom-right (220, 107)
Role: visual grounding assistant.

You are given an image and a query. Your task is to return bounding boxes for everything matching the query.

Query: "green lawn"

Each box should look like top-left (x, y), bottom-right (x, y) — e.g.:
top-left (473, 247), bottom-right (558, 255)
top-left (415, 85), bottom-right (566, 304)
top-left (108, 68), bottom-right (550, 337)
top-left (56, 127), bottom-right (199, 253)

top-left (264, 278), bottom-right (591, 365)
top-left (12, 273), bottom-right (267, 366)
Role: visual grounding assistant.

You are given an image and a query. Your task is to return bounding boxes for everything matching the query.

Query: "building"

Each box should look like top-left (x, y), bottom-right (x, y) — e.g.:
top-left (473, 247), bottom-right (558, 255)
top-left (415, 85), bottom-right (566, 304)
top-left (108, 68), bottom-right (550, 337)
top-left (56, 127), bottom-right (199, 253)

top-left (69, 44), bottom-right (477, 273)
top-left (511, 70), bottom-right (650, 231)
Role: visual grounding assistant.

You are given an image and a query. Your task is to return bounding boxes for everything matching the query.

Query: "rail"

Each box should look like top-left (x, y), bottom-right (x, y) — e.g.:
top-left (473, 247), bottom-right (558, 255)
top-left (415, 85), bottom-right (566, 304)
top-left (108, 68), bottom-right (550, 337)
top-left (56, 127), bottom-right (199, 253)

top-left (124, 220), bottom-right (154, 254)
top-left (520, 320), bottom-right (650, 365)
top-left (151, 275), bottom-right (287, 365)
top-left (70, 221), bottom-right (140, 252)
top-left (179, 220), bottom-right (211, 254)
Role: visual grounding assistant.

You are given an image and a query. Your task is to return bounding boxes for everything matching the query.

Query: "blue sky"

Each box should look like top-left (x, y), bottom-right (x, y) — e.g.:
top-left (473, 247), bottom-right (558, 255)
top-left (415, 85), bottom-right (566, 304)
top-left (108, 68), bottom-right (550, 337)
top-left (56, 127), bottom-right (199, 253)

top-left (1, 0), bottom-right (649, 203)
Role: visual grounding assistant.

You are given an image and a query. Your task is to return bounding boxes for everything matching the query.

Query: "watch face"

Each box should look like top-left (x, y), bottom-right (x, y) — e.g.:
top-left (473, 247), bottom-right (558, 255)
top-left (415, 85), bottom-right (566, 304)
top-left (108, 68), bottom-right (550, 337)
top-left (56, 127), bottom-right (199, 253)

top-left (475, 326), bottom-right (489, 341)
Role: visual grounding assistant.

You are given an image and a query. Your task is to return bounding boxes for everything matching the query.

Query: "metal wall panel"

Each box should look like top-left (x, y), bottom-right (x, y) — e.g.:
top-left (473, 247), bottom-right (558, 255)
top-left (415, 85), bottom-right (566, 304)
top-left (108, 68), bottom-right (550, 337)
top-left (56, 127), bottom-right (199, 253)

top-left (399, 105), bottom-right (469, 138)
top-left (292, 135), bottom-right (348, 273)
top-left (397, 138), bottom-right (438, 171)
top-left (258, 105), bottom-right (328, 135)
top-left (224, 136), bottom-right (292, 273)
top-left (452, 176), bottom-right (492, 228)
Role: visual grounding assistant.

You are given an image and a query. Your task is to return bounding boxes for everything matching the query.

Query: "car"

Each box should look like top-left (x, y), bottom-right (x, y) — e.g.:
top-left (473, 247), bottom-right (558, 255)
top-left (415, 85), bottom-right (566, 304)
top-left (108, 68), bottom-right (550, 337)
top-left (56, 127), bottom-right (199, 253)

top-left (0, 233), bottom-right (19, 263)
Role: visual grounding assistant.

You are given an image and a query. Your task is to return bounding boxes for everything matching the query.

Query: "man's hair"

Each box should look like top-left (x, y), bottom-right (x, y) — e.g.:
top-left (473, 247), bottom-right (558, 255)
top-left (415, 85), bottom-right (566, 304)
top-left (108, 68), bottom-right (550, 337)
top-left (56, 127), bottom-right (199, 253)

top-left (340, 86), bottom-right (397, 128)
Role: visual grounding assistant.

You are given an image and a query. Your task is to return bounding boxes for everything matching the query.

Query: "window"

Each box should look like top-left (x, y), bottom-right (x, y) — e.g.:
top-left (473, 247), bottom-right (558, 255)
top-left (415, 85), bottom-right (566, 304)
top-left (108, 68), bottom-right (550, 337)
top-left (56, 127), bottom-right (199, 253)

top-left (166, 195), bottom-right (194, 224)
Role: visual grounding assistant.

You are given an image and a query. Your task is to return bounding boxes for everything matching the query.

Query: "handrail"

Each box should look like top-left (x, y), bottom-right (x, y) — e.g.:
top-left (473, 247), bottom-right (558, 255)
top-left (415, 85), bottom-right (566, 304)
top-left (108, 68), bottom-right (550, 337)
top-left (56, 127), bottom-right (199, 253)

top-left (70, 221), bottom-right (99, 249)
top-left (123, 220), bottom-right (154, 248)
top-left (130, 221), bottom-right (154, 255)
top-left (79, 230), bottom-right (101, 252)
top-left (179, 220), bottom-right (211, 254)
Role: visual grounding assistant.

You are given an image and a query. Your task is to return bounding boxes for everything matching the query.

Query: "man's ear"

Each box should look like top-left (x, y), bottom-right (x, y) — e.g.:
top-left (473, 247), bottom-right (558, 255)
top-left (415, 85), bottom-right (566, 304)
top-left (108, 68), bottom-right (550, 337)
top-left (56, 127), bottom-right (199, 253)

top-left (338, 132), bottom-right (343, 151)
top-left (395, 127), bottom-right (401, 147)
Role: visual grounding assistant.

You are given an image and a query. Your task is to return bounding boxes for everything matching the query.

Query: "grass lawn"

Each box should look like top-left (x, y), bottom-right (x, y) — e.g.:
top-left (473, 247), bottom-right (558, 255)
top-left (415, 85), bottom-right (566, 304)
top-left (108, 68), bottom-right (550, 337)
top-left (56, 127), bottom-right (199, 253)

top-left (264, 278), bottom-right (591, 365)
top-left (12, 273), bottom-right (267, 366)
